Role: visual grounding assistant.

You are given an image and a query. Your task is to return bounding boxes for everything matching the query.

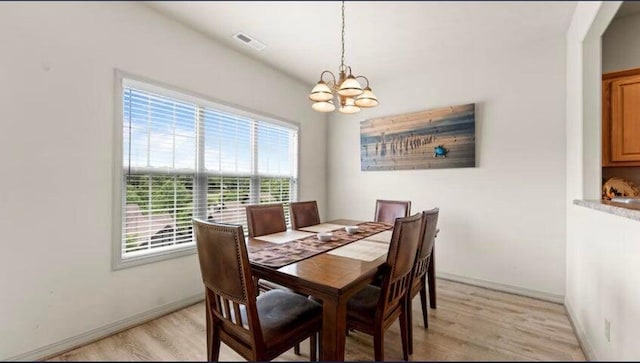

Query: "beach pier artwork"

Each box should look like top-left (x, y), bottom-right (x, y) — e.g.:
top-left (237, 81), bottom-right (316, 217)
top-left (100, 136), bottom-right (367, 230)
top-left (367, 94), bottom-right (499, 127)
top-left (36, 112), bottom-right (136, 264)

top-left (360, 103), bottom-right (476, 171)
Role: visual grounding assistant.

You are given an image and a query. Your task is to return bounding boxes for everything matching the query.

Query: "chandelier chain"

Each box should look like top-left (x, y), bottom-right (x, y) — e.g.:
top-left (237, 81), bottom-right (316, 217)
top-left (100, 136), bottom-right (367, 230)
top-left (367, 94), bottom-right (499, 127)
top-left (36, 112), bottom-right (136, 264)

top-left (308, 0), bottom-right (378, 113)
top-left (340, 0), bottom-right (345, 70)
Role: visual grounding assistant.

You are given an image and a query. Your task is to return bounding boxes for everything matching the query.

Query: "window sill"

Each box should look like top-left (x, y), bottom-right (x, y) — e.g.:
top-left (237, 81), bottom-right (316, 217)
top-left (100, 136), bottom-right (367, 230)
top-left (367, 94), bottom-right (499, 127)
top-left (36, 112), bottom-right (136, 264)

top-left (112, 244), bottom-right (196, 271)
top-left (573, 199), bottom-right (640, 222)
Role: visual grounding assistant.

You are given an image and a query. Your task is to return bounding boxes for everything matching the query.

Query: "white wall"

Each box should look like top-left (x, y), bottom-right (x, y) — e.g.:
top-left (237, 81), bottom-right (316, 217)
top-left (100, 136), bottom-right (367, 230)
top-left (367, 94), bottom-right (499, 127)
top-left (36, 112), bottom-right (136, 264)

top-left (0, 3), bottom-right (326, 359)
top-left (603, 12), bottom-right (640, 73)
top-left (563, 2), bottom-right (640, 360)
top-left (327, 35), bottom-right (567, 298)
top-left (566, 206), bottom-right (640, 360)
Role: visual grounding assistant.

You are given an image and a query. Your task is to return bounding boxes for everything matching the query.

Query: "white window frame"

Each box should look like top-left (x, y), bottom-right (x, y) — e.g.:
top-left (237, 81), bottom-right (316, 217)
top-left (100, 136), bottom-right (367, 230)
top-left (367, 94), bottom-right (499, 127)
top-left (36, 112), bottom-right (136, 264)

top-left (112, 70), bottom-right (299, 270)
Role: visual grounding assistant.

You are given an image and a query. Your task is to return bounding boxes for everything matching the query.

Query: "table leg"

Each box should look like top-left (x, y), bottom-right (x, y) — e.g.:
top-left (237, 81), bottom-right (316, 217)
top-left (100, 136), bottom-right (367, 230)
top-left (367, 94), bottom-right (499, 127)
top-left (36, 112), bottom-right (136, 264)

top-left (320, 297), bottom-right (347, 361)
top-left (428, 246), bottom-right (436, 309)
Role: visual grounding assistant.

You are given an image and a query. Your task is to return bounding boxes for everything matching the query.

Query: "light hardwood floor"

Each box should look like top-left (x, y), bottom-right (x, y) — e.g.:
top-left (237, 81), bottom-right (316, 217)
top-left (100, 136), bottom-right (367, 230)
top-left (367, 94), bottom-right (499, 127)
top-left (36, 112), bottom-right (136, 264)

top-left (49, 279), bottom-right (585, 361)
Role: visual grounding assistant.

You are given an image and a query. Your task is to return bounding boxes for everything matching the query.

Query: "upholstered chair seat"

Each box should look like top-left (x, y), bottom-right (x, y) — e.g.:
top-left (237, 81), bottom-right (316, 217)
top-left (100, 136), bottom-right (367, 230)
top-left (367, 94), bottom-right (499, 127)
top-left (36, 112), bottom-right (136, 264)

top-left (242, 289), bottom-right (322, 354)
top-left (346, 285), bottom-right (381, 325)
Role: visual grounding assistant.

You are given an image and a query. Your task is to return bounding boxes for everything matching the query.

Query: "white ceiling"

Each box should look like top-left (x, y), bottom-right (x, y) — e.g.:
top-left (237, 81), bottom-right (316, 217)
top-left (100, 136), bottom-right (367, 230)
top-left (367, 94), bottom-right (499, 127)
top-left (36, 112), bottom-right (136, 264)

top-left (147, 1), bottom-right (576, 86)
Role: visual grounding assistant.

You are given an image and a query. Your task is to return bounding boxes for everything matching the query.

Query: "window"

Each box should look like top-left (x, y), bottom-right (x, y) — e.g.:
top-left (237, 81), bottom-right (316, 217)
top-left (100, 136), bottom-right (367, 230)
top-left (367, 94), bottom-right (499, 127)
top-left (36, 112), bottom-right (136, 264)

top-left (113, 74), bottom-right (298, 269)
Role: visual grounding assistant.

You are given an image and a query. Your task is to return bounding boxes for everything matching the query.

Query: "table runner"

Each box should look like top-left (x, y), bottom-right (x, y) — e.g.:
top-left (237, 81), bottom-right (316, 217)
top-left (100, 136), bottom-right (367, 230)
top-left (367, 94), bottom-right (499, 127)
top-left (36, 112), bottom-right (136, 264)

top-left (248, 221), bottom-right (393, 268)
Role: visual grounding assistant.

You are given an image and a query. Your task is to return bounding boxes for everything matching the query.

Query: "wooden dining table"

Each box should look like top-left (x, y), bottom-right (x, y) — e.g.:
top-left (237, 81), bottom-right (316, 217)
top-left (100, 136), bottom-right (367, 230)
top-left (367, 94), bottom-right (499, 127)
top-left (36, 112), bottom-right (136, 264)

top-left (247, 219), bottom-right (390, 361)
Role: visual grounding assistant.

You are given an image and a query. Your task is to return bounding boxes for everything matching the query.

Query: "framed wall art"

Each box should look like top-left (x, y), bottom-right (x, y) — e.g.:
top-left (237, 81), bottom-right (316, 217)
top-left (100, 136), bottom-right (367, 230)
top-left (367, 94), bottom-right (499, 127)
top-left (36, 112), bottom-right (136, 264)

top-left (360, 103), bottom-right (476, 171)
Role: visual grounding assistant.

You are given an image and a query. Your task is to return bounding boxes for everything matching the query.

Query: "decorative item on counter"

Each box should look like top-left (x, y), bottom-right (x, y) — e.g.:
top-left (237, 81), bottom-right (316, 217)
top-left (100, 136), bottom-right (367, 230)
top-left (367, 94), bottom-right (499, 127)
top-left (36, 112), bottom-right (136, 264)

top-left (602, 177), bottom-right (640, 200)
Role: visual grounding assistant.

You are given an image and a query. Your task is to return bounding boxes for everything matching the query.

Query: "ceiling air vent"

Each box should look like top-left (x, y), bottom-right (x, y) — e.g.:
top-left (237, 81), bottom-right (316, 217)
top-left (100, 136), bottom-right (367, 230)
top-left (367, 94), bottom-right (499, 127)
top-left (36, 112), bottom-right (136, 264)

top-left (232, 32), bottom-right (266, 51)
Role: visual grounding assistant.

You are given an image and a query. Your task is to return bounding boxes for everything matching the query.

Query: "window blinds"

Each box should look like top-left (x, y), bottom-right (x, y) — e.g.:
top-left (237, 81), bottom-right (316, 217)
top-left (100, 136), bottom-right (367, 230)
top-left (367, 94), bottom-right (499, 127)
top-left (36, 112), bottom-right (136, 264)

top-left (121, 81), bottom-right (298, 257)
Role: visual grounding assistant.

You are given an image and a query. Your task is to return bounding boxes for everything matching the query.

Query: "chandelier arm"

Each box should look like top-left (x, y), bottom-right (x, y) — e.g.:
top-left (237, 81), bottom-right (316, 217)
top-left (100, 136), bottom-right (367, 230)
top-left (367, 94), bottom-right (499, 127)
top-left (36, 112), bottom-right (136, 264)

top-left (320, 70), bottom-right (337, 88)
top-left (354, 75), bottom-right (370, 88)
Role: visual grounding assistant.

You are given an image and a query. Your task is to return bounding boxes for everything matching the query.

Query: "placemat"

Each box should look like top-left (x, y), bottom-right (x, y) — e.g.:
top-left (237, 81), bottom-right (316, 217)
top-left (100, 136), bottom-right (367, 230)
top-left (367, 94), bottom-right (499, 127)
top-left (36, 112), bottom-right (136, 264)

top-left (326, 240), bottom-right (389, 261)
top-left (248, 221), bottom-right (392, 268)
top-left (254, 230), bottom-right (315, 244)
top-left (362, 230), bottom-right (393, 244)
top-left (298, 223), bottom-right (351, 233)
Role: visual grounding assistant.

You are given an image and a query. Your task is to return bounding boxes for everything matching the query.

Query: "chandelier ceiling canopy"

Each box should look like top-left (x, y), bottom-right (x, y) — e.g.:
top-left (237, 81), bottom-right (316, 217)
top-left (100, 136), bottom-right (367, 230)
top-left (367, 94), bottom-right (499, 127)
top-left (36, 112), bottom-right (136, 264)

top-left (308, 1), bottom-right (378, 114)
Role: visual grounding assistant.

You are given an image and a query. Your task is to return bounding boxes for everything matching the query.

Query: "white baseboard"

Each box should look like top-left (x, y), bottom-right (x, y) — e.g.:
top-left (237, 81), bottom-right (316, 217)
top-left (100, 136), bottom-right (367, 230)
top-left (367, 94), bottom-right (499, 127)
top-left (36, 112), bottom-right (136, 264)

top-left (564, 299), bottom-right (597, 361)
top-left (437, 271), bottom-right (565, 304)
top-left (6, 293), bottom-right (205, 361)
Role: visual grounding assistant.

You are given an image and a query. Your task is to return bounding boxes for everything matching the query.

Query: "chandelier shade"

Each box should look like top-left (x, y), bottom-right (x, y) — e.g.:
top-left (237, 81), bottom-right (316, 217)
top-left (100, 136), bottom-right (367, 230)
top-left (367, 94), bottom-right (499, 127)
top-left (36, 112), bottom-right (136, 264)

top-left (339, 97), bottom-right (360, 114)
top-left (308, 1), bottom-right (378, 114)
top-left (337, 75), bottom-right (364, 97)
top-left (355, 87), bottom-right (379, 108)
top-left (309, 81), bottom-right (334, 102)
top-left (312, 100), bottom-right (336, 112)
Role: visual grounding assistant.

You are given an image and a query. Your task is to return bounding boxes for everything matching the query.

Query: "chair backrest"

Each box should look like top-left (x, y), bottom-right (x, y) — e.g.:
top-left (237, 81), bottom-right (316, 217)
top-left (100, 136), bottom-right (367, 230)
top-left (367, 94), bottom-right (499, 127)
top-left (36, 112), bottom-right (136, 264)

top-left (289, 201), bottom-right (320, 229)
top-left (412, 208), bottom-right (440, 285)
top-left (378, 212), bottom-right (423, 318)
top-left (193, 219), bottom-right (264, 355)
top-left (374, 199), bottom-right (412, 224)
top-left (245, 203), bottom-right (287, 238)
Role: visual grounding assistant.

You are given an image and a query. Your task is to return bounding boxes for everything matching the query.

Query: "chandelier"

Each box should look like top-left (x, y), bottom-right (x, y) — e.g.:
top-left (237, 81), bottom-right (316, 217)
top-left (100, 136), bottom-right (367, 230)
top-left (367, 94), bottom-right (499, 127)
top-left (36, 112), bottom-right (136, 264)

top-left (308, 1), bottom-right (378, 114)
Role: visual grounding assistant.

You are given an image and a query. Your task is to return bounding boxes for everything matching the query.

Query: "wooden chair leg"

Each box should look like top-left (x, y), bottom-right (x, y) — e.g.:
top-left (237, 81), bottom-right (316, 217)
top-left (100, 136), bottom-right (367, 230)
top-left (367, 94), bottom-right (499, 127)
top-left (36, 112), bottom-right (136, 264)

top-left (374, 330), bottom-right (384, 361)
top-left (210, 332), bottom-right (221, 361)
top-left (208, 325), bottom-right (221, 361)
top-left (205, 293), bottom-right (221, 361)
top-left (294, 343), bottom-right (301, 356)
top-left (407, 297), bottom-right (414, 355)
top-left (310, 333), bottom-right (317, 362)
top-left (420, 276), bottom-right (429, 328)
top-left (205, 298), bottom-right (212, 358)
top-left (428, 251), bottom-right (436, 308)
top-left (400, 303), bottom-right (409, 360)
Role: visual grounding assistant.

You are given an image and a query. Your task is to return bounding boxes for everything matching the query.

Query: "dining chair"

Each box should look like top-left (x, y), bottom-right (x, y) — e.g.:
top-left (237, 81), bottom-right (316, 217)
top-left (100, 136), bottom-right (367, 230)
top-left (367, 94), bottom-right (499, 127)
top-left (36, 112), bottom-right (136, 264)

top-left (406, 208), bottom-right (439, 354)
top-left (244, 203), bottom-right (313, 355)
top-left (246, 203), bottom-right (287, 238)
top-left (245, 203), bottom-right (294, 294)
top-left (346, 212), bottom-right (423, 361)
top-left (290, 201), bottom-right (320, 229)
top-left (193, 219), bottom-right (322, 361)
top-left (374, 199), bottom-right (412, 224)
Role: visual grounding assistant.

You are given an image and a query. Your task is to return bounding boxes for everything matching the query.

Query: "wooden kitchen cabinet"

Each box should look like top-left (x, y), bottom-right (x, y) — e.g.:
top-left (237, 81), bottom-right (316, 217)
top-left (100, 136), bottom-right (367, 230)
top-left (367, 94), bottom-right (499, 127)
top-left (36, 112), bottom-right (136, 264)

top-left (603, 68), bottom-right (640, 167)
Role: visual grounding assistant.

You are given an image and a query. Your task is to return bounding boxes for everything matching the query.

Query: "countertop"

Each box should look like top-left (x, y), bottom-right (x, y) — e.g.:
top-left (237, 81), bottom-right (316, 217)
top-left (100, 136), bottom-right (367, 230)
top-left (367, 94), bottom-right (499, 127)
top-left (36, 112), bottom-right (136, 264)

top-left (574, 199), bottom-right (640, 222)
